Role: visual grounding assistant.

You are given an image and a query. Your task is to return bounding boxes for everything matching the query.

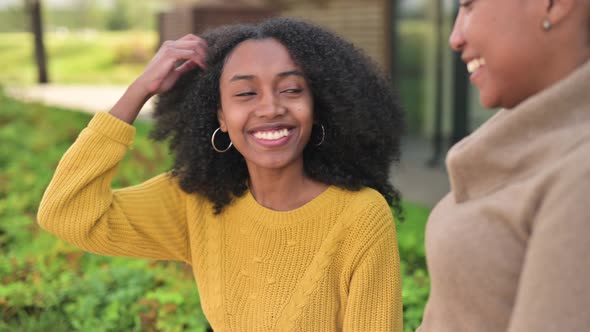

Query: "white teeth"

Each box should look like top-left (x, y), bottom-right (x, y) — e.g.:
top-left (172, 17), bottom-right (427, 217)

top-left (467, 58), bottom-right (486, 73)
top-left (253, 128), bottom-right (289, 140)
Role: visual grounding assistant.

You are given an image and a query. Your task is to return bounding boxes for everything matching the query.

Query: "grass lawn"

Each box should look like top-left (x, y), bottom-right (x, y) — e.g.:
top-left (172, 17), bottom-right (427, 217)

top-left (0, 30), bottom-right (156, 85)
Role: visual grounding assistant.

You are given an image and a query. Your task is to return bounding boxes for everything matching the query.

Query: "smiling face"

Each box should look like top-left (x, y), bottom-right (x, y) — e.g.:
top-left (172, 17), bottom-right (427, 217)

top-left (217, 38), bottom-right (314, 172)
top-left (449, 0), bottom-right (561, 109)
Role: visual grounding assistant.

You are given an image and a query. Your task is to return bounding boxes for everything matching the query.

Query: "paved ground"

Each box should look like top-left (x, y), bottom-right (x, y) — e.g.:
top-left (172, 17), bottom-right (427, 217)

top-left (395, 136), bottom-right (450, 208)
top-left (7, 84), bottom-right (450, 208)
top-left (6, 84), bottom-right (155, 121)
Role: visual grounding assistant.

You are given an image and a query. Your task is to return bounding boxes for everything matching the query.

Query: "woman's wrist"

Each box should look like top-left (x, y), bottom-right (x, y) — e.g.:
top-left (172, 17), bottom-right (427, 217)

top-left (109, 81), bottom-right (153, 124)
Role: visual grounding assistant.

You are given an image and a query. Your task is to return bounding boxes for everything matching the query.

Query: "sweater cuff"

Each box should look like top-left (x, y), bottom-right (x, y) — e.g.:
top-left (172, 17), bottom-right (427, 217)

top-left (88, 112), bottom-right (136, 146)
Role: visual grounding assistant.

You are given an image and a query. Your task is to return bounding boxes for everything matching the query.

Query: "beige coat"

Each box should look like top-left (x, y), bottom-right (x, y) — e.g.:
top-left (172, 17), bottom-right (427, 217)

top-left (418, 60), bottom-right (590, 332)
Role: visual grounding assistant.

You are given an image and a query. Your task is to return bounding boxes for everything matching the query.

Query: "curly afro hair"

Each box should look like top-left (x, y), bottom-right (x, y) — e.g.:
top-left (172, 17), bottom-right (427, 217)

top-left (151, 17), bottom-right (405, 216)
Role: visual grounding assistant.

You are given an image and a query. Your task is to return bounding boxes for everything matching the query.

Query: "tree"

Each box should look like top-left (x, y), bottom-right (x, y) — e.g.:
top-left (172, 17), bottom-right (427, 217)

top-left (107, 0), bottom-right (130, 31)
top-left (25, 0), bottom-right (49, 84)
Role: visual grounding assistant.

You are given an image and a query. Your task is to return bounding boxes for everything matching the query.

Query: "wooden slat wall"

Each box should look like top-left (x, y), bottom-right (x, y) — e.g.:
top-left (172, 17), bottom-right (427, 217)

top-left (158, 5), bottom-right (278, 44)
top-left (158, 0), bottom-right (390, 71)
top-left (282, 0), bottom-right (390, 71)
top-left (158, 9), bottom-right (193, 43)
top-left (191, 6), bottom-right (278, 33)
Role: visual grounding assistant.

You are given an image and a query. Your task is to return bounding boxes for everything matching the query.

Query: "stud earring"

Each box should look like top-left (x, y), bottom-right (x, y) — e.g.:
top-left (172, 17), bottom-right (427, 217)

top-left (542, 18), bottom-right (552, 31)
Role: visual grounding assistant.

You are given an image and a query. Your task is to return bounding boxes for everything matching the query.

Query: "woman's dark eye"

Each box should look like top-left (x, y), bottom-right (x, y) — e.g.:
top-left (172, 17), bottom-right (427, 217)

top-left (281, 88), bottom-right (303, 94)
top-left (459, 0), bottom-right (475, 9)
top-left (235, 92), bottom-right (256, 97)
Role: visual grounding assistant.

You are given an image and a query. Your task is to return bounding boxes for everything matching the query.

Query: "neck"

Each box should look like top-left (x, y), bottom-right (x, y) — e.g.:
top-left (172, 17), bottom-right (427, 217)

top-left (553, 48), bottom-right (590, 86)
top-left (539, 31), bottom-right (590, 100)
top-left (519, 50), bottom-right (590, 109)
top-left (247, 161), bottom-right (328, 211)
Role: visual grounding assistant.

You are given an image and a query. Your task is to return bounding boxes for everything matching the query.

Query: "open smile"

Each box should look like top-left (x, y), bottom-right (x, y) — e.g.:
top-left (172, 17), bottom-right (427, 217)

top-left (248, 126), bottom-right (295, 147)
top-left (466, 57), bottom-right (486, 74)
top-left (252, 128), bottom-right (291, 140)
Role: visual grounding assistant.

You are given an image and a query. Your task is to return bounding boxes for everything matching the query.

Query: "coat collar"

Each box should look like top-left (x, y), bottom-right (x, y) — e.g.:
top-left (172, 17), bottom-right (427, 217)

top-left (446, 60), bottom-right (590, 203)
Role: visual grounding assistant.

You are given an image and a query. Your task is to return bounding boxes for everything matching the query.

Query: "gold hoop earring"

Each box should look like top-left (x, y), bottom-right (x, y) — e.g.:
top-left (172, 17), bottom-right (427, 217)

top-left (542, 18), bottom-right (552, 31)
top-left (314, 124), bottom-right (325, 146)
top-left (211, 127), bottom-right (233, 153)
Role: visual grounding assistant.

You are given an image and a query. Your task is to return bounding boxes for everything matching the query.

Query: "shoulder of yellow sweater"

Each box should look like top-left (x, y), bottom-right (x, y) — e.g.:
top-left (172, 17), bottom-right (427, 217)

top-left (340, 186), bottom-right (389, 207)
top-left (337, 186), bottom-right (395, 242)
top-left (334, 187), bottom-right (396, 272)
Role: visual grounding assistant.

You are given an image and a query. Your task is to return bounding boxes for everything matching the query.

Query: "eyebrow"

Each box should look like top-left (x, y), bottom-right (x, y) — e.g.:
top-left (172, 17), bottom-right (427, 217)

top-left (228, 70), bottom-right (304, 82)
top-left (278, 70), bottom-right (304, 78)
top-left (229, 74), bottom-right (255, 82)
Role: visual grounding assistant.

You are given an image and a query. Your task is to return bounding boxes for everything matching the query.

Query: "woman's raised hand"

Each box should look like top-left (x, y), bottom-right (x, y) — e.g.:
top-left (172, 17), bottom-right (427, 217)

top-left (135, 34), bottom-right (208, 97)
top-left (109, 34), bottom-right (208, 124)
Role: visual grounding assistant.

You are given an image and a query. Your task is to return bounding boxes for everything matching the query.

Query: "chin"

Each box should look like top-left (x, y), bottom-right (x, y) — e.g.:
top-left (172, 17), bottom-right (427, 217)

top-left (249, 156), bottom-right (297, 171)
top-left (258, 160), bottom-right (289, 169)
top-left (479, 87), bottom-right (527, 110)
top-left (478, 91), bottom-right (503, 110)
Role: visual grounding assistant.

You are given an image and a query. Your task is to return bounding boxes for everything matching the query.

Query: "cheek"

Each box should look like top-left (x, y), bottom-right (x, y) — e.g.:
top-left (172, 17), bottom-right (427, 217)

top-left (219, 107), bottom-right (248, 136)
top-left (300, 109), bottom-right (315, 141)
top-left (295, 103), bottom-right (314, 125)
top-left (487, 46), bottom-right (526, 85)
top-left (299, 94), bottom-right (314, 120)
top-left (224, 112), bottom-right (246, 131)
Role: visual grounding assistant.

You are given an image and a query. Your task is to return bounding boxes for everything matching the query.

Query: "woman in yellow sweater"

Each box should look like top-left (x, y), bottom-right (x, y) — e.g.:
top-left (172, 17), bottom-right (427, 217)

top-left (38, 18), bottom-right (404, 331)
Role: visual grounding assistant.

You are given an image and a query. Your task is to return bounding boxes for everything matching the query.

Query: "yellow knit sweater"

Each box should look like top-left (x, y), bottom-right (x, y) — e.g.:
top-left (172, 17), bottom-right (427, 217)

top-left (38, 112), bottom-right (403, 331)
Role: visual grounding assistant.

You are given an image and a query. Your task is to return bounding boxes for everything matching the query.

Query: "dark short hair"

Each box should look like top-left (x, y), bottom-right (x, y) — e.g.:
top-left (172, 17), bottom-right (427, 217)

top-left (151, 17), bottom-right (405, 216)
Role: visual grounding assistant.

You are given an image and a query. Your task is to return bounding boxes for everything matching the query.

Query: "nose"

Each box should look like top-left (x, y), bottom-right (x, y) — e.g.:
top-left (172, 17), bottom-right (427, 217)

top-left (449, 11), bottom-right (466, 52)
top-left (254, 91), bottom-right (286, 118)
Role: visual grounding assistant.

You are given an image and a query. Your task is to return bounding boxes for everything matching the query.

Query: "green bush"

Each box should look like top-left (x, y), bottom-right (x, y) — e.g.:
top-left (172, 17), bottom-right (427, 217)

top-left (0, 89), bottom-right (208, 331)
top-left (395, 203), bottom-right (430, 332)
top-left (0, 89), bottom-right (429, 331)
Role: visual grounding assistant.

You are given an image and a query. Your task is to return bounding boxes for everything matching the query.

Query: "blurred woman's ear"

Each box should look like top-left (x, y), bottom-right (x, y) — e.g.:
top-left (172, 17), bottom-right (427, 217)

top-left (217, 109), bottom-right (227, 132)
top-left (543, 0), bottom-right (590, 51)
top-left (545, 0), bottom-right (575, 27)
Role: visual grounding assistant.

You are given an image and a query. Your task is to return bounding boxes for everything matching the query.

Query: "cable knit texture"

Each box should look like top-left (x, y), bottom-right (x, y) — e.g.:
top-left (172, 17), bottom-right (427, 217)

top-left (418, 60), bottom-right (590, 332)
top-left (38, 112), bottom-right (403, 331)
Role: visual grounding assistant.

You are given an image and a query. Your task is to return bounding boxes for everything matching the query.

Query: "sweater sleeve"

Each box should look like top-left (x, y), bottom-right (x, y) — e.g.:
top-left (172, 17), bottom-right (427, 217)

top-left (507, 150), bottom-right (590, 332)
top-left (37, 112), bottom-right (191, 263)
top-left (343, 202), bottom-right (403, 332)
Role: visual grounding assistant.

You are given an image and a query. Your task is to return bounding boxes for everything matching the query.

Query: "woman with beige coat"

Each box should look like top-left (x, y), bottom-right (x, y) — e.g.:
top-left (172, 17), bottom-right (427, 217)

top-left (418, 0), bottom-right (590, 331)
